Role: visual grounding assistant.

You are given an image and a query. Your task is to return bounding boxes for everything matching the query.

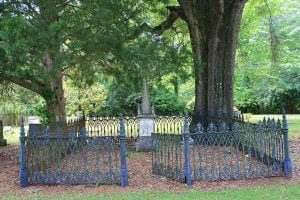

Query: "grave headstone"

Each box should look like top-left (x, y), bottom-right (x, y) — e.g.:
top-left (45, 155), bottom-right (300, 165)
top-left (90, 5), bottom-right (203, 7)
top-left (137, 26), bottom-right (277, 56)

top-left (0, 120), bottom-right (7, 146)
top-left (136, 78), bottom-right (155, 152)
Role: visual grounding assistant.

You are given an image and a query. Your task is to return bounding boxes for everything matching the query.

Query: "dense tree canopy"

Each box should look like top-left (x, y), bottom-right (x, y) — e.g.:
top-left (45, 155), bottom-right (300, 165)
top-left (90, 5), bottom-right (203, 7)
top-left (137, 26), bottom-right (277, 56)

top-left (0, 0), bottom-right (299, 123)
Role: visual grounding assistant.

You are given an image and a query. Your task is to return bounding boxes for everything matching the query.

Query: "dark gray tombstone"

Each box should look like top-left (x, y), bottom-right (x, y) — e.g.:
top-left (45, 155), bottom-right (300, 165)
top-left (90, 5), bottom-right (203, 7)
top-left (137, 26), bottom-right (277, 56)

top-left (28, 124), bottom-right (42, 136)
top-left (0, 120), bottom-right (7, 146)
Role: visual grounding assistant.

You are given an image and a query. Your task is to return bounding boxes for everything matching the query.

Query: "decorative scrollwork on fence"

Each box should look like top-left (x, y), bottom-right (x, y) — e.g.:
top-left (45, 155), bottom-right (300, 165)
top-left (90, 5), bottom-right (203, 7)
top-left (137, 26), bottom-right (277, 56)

top-left (152, 117), bottom-right (289, 183)
top-left (19, 118), bottom-right (128, 187)
top-left (85, 116), bottom-right (139, 143)
top-left (154, 115), bottom-right (192, 134)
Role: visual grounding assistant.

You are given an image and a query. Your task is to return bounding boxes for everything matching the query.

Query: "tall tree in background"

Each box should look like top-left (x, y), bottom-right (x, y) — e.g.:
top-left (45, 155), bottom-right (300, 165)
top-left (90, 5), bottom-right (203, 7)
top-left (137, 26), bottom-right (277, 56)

top-left (1, 1), bottom-right (76, 123)
top-left (145, 0), bottom-right (247, 124)
top-left (0, 0), bottom-right (141, 123)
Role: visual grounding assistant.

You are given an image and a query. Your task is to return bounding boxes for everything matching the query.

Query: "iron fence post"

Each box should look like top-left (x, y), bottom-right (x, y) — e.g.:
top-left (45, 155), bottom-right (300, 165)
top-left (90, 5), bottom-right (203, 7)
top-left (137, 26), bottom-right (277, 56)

top-left (282, 109), bottom-right (292, 178)
top-left (120, 116), bottom-right (128, 187)
top-left (19, 117), bottom-right (28, 187)
top-left (183, 116), bottom-right (192, 186)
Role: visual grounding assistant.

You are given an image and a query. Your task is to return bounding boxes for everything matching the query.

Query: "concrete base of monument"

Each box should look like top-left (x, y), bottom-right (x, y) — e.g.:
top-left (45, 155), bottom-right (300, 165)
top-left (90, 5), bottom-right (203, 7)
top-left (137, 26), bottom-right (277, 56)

top-left (0, 139), bottom-right (7, 146)
top-left (136, 136), bottom-right (152, 152)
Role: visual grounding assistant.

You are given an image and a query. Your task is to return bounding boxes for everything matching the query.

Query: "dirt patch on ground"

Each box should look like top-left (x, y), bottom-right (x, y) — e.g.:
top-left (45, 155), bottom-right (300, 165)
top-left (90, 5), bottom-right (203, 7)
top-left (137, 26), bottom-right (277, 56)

top-left (0, 139), bottom-right (300, 197)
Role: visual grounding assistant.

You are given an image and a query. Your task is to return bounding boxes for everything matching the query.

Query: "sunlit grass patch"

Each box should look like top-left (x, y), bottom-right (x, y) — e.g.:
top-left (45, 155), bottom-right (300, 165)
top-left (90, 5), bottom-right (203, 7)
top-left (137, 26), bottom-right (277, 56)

top-left (248, 114), bottom-right (300, 139)
top-left (3, 183), bottom-right (300, 200)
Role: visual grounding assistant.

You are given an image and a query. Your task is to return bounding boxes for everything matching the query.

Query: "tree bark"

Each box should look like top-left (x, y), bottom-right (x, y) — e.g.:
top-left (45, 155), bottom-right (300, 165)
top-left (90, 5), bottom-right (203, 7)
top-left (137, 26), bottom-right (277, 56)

top-left (171, 77), bottom-right (179, 97)
top-left (38, 2), bottom-right (66, 124)
top-left (178, 0), bottom-right (247, 126)
top-left (44, 76), bottom-right (66, 124)
top-left (142, 1), bottom-right (247, 125)
top-left (42, 51), bottom-right (66, 123)
top-left (2, 70), bottom-right (66, 124)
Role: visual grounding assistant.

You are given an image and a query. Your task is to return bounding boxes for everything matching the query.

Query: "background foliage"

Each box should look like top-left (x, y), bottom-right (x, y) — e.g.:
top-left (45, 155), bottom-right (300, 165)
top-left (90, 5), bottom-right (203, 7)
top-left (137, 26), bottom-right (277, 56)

top-left (0, 0), bottom-right (299, 119)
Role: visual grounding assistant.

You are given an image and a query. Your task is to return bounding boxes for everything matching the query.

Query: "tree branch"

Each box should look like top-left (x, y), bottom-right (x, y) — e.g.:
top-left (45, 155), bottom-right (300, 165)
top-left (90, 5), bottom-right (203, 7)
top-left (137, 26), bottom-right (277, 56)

top-left (1, 76), bottom-right (45, 97)
top-left (153, 6), bottom-right (186, 35)
top-left (133, 6), bottom-right (186, 38)
top-left (22, 1), bottom-right (39, 15)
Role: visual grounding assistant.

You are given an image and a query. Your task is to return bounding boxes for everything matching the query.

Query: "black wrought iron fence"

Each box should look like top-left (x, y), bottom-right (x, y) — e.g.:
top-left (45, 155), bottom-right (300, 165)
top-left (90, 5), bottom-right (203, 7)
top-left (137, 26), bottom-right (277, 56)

top-left (85, 116), bottom-right (139, 143)
top-left (84, 114), bottom-right (243, 138)
top-left (84, 115), bottom-right (190, 142)
top-left (152, 114), bottom-right (292, 184)
top-left (154, 115), bottom-right (192, 134)
top-left (28, 118), bottom-right (85, 137)
top-left (19, 118), bottom-right (128, 187)
top-left (190, 122), bottom-right (284, 181)
top-left (152, 134), bottom-right (184, 180)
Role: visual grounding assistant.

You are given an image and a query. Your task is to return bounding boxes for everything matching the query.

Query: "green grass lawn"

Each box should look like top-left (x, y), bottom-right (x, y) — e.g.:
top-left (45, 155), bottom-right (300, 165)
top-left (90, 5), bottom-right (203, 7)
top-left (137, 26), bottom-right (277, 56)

top-left (3, 184), bottom-right (300, 200)
top-left (3, 126), bottom-right (20, 145)
top-left (247, 114), bottom-right (300, 139)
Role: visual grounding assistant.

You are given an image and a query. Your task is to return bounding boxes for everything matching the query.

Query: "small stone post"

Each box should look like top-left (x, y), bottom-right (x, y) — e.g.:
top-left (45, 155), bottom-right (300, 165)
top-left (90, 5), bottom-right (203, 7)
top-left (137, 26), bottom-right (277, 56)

top-left (120, 116), bottom-right (128, 187)
top-left (0, 119), bottom-right (7, 146)
top-left (183, 116), bottom-right (192, 186)
top-left (19, 117), bottom-right (29, 187)
top-left (282, 109), bottom-right (292, 178)
top-left (136, 78), bottom-right (155, 152)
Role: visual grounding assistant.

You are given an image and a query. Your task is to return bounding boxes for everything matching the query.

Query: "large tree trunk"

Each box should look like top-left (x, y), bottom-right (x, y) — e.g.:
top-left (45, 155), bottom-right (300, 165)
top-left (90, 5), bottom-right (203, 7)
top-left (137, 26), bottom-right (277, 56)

top-left (38, 3), bottom-right (66, 124)
top-left (43, 51), bottom-right (66, 124)
top-left (179, 0), bottom-right (247, 126)
top-left (44, 75), bottom-right (66, 124)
